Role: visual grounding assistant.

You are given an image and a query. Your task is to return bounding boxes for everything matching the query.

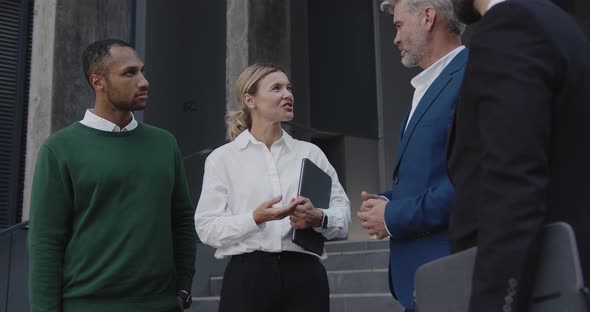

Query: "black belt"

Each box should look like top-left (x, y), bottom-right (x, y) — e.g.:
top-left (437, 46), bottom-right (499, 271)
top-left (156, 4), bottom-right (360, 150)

top-left (231, 250), bottom-right (318, 263)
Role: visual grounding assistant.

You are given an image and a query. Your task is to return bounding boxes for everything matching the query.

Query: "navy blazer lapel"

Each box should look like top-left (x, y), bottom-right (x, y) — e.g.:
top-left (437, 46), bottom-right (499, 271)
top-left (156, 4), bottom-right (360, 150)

top-left (395, 49), bottom-right (468, 168)
top-left (396, 107), bottom-right (411, 157)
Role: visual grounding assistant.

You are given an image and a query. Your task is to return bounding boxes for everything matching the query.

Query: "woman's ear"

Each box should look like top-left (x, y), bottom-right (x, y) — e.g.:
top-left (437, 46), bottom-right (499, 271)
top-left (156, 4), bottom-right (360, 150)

top-left (244, 93), bottom-right (256, 109)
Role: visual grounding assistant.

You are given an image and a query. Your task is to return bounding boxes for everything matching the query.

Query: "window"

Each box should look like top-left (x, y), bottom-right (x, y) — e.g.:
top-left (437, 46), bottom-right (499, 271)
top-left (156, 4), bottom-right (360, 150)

top-left (0, 0), bottom-right (33, 228)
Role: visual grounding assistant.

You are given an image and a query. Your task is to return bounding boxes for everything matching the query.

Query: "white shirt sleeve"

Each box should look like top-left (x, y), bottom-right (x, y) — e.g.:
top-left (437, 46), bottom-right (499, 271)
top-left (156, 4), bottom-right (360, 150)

top-left (380, 196), bottom-right (393, 237)
top-left (194, 156), bottom-right (263, 249)
top-left (310, 150), bottom-right (351, 240)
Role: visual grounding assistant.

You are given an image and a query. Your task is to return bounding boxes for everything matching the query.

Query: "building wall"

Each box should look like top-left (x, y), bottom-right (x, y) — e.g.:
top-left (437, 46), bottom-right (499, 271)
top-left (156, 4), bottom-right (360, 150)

top-left (23, 0), bottom-right (133, 219)
top-left (17, 0), bottom-right (590, 301)
top-left (141, 0), bottom-right (227, 205)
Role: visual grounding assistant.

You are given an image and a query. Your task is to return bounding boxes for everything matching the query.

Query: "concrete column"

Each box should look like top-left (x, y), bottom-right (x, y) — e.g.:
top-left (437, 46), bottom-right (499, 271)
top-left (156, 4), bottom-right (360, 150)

top-left (23, 0), bottom-right (133, 219)
top-left (225, 0), bottom-right (291, 111)
top-left (225, 0), bottom-right (249, 112)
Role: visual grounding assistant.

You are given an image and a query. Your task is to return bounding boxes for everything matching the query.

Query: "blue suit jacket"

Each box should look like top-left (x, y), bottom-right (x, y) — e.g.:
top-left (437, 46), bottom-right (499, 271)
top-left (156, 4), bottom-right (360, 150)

top-left (381, 49), bottom-right (468, 309)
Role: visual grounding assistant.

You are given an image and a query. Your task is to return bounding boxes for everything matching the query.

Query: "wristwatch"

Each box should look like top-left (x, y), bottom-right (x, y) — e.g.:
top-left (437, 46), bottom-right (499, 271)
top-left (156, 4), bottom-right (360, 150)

top-left (177, 290), bottom-right (192, 309)
top-left (321, 211), bottom-right (328, 229)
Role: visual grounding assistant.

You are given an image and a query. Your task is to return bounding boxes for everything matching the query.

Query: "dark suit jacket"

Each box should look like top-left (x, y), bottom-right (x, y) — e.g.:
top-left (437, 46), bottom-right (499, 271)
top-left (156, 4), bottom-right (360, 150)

top-left (382, 49), bottom-right (467, 309)
top-left (447, 1), bottom-right (590, 311)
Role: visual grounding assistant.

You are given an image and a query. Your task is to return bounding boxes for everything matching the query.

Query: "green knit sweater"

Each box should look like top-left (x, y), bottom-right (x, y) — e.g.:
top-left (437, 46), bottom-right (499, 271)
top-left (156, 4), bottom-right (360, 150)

top-left (28, 122), bottom-right (196, 312)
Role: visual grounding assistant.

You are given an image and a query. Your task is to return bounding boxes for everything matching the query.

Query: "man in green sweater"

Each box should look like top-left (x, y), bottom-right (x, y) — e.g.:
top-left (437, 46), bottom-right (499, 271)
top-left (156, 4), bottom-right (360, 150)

top-left (28, 39), bottom-right (196, 312)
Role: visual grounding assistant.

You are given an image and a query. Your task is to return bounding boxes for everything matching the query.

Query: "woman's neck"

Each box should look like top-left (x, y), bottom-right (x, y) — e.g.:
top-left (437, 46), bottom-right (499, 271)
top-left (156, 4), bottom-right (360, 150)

top-left (250, 122), bottom-right (283, 149)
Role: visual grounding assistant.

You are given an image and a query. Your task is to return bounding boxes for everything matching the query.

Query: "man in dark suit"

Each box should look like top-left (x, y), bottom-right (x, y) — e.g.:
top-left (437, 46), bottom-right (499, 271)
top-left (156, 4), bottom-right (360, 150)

top-left (358, 0), bottom-right (467, 310)
top-left (447, 0), bottom-right (590, 311)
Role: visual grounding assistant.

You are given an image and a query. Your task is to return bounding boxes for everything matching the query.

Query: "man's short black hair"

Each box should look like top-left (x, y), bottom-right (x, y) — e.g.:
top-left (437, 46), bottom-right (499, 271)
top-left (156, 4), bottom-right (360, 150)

top-left (82, 38), bottom-right (132, 85)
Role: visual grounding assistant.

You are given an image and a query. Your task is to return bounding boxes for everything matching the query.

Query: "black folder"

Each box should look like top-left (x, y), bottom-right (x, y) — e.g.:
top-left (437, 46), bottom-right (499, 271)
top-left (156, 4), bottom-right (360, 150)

top-left (291, 158), bottom-right (332, 256)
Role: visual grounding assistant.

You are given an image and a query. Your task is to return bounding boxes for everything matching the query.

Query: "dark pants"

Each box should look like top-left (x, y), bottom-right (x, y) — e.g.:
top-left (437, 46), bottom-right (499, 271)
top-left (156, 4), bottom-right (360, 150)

top-left (218, 251), bottom-right (329, 312)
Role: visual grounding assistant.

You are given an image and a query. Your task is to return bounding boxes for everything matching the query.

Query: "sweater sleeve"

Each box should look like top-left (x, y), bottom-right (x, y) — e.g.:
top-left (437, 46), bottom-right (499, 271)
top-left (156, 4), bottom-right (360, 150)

top-left (28, 144), bottom-right (73, 312)
top-left (171, 143), bottom-right (197, 292)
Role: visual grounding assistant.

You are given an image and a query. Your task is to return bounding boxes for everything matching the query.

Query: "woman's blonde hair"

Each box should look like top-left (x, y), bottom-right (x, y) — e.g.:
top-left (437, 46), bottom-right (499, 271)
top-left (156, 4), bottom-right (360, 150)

top-left (226, 63), bottom-right (287, 140)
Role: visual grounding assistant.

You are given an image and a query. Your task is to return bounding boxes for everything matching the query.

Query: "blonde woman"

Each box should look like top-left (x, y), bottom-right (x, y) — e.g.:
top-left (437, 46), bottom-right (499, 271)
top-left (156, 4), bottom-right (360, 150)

top-left (195, 63), bottom-right (351, 312)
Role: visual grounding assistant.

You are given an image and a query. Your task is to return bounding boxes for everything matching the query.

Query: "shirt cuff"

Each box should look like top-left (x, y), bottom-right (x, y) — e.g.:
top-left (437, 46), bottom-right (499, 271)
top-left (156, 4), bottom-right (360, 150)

top-left (313, 209), bottom-right (326, 231)
top-left (383, 203), bottom-right (392, 237)
top-left (380, 195), bottom-right (390, 202)
top-left (248, 211), bottom-right (266, 231)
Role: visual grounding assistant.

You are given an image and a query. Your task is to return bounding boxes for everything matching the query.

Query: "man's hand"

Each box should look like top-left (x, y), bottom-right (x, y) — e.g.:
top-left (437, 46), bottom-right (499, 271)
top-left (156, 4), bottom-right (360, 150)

top-left (357, 191), bottom-right (389, 239)
top-left (289, 196), bottom-right (324, 229)
top-left (360, 191), bottom-right (382, 212)
top-left (361, 191), bottom-right (382, 202)
top-left (253, 195), bottom-right (301, 225)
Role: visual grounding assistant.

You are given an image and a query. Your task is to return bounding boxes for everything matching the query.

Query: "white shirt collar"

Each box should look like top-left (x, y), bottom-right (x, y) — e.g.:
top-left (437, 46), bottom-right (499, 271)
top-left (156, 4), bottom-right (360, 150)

top-left (411, 46), bottom-right (466, 90)
top-left (234, 129), bottom-right (294, 151)
top-left (487, 0), bottom-right (508, 12)
top-left (80, 109), bottom-right (138, 132)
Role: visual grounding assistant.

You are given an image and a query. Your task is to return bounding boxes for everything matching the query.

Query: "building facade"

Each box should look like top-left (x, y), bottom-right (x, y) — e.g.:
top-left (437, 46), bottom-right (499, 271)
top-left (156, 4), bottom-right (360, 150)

top-left (1, 0), bottom-right (589, 309)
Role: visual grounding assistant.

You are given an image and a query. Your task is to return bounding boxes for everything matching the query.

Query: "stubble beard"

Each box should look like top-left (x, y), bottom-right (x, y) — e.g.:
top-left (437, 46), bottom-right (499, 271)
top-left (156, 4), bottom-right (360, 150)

top-left (401, 31), bottom-right (427, 68)
top-left (107, 89), bottom-right (146, 112)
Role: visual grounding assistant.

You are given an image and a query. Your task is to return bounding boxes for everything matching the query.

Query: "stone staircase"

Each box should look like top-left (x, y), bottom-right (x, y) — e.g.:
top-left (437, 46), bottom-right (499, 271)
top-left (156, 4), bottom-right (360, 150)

top-left (191, 240), bottom-right (404, 312)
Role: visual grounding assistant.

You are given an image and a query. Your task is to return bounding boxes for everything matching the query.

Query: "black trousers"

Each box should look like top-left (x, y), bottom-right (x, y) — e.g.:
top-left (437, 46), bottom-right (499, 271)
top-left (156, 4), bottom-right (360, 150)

top-left (218, 251), bottom-right (330, 312)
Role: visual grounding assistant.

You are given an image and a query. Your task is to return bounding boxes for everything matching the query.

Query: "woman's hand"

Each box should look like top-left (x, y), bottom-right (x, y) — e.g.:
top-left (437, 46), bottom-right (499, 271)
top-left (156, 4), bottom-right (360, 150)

top-left (253, 195), bottom-right (301, 225)
top-left (289, 196), bottom-right (324, 229)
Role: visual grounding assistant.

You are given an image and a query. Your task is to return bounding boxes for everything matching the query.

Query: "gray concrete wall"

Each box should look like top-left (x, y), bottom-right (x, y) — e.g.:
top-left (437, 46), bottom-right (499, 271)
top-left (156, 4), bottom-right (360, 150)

top-left (140, 2), bottom-right (228, 296)
top-left (248, 0), bottom-right (290, 68)
top-left (225, 0), bottom-right (249, 112)
top-left (226, 0), bottom-right (291, 113)
top-left (142, 0), bottom-right (227, 207)
top-left (23, 0), bottom-right (133, 219)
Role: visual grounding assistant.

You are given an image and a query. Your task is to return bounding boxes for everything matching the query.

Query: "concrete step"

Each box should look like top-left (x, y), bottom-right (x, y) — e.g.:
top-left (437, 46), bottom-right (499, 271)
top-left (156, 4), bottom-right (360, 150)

top-left (322, 248), bottom-right (389, 271)
top-left (324, 239), bottom-right (389, 253)
top-left (188, 297), bottom-right (218, 312)
top-left (209, 268), bottom-right (390, 296)
top-left (192, 293), bottom-right (403, 312)
top-left (331, 293), bottom-right (404, 312)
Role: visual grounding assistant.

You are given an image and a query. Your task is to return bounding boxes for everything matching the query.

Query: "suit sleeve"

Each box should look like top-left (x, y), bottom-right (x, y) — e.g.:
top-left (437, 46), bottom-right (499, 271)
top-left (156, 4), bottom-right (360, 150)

top-left (466, 4), bottom-right (556, 312)
top-left (379, 190), bottom-right (393, 201)
top-left (28, 145), bottom-right (73, 312)
top-left (384, 176), bottom-right (454, 239)
top-left (171, 142), bottom-right (197, 291)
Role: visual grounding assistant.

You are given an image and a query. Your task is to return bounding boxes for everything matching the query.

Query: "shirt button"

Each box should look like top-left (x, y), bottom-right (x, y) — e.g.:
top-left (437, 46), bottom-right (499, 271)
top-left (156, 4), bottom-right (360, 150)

top-left (393, 176), bottom-right (399, 184)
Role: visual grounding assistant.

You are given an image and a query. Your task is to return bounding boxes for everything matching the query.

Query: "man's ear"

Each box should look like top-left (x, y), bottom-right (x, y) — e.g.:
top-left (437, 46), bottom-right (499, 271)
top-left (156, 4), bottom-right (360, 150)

top-left (423, 6), bottom-right (436, 32)
top-left (89, 74), bottom-right (105, 91)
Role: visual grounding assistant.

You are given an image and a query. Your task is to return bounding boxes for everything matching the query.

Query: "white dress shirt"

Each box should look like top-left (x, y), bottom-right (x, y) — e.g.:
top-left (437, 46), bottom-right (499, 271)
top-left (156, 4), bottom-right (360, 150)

top-left (405, 46), bottom-right (466, 130)
top-left (195, 129), bottom-right (351, 259)
top-left (80, 109), bottom-right (138, 132)
top-left (487, 0), bottom-right (508, 12)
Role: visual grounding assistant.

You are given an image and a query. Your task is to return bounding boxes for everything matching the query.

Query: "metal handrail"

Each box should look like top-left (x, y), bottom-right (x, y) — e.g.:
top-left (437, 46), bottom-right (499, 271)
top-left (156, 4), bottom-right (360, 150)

top-left (0, 221), bottom-right (29, 236)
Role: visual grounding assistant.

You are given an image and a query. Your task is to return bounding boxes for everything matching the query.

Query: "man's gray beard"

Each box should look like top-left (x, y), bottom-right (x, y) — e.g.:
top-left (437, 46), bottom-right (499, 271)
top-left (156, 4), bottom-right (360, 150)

top-left (401, 54), bottom-right (420, 68)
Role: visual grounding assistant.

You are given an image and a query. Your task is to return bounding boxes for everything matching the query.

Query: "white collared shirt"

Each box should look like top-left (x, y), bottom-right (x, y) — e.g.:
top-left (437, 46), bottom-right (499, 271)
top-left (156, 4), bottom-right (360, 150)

top-left (195, 130), bottom-right (351, 259)
top-left (80, 109), bottom-right (138, 132)
top-left (405, 46), bottom-right (466, 130)
top-left (487, 0), bottom-right (508, 12)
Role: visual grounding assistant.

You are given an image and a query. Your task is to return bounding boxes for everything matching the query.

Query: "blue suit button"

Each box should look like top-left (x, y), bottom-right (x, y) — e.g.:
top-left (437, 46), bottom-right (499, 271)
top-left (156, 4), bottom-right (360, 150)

top-left (393, 176), bottom-right (399, 184)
